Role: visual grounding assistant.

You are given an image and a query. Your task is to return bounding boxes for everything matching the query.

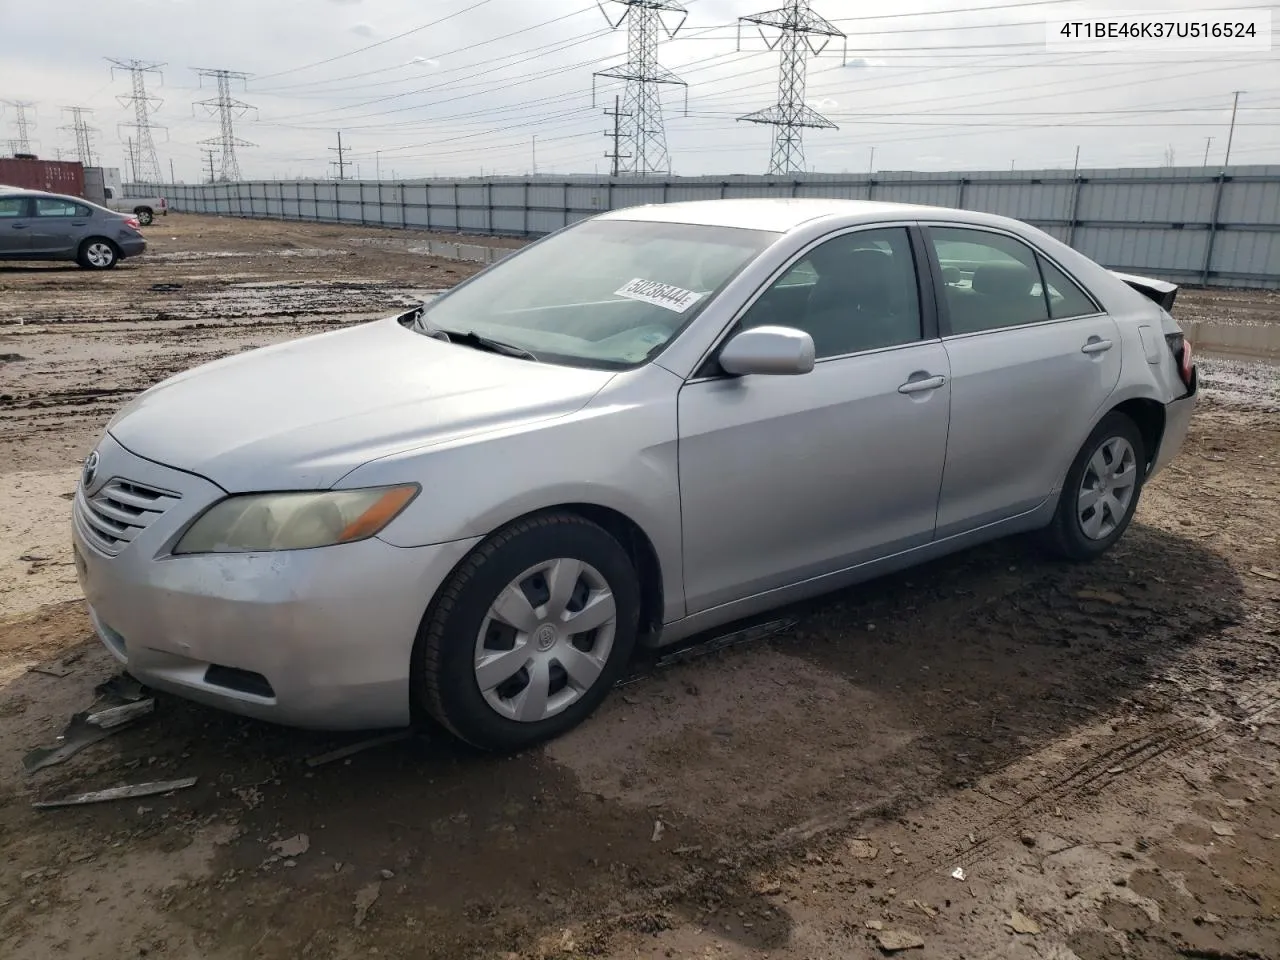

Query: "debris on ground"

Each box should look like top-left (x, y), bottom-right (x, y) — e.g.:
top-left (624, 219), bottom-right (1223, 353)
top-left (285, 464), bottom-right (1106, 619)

top-left (85, 698), bottom-right (154, 730)
top-left (849, 837), bottom-right (879, 860)
top-left (27, 662), bottom-right (73, 679)
top-left (1248, 566), bottom-right (1279, 581)
top-left (24, 715), bottom-right (123, 774)
top-left (1005, 911), bottom-right (1041, 935)
top-left (864, 919), bottom-right (884, 930)
top-left (353, 881), bottom-right (382, 928)
top-left (305, 730), bottom-right (412, 767)
top-left (1212, 823), bottom-right (1236, 837)
top-left (269, 834), bottom-right (310, 858)
top-left (876, 928), bottom-right (925, 952)
top-left (94, 673), bottom-right (149, 703)
top-left (651, 819), bottom-right (665, 843)
top-left (908, 899), bottom-right (937, 918)
top-left (379, 869), bottom-right (395, 880)
top-left (1077, 588), bottom-right (1129, 604)
top-left (950, 866), bottom-right (966, 881)
top-left (32, 777), bottom-right (198, 809)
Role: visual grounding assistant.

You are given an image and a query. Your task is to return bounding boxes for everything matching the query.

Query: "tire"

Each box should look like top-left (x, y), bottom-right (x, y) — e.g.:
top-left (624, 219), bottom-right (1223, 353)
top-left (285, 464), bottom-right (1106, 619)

top-left (413, 512), bottom-right (641, 752)
top-left (77, 238), bottom-right (119, 270)
top-left (134, 208), bottom-right (154, 226)
top-left (1039, 411), bottom-right (1146, 561)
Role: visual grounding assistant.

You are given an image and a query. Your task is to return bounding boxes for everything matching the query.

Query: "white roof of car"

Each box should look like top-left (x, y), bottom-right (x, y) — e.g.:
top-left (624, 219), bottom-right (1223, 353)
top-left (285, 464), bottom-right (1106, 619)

top-left (598, 197), bottom-right (975, 232)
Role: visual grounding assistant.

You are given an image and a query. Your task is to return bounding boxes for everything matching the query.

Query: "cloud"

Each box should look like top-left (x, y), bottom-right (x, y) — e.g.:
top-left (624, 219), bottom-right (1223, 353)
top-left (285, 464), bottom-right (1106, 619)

top-left (844, 57), bottom-right (884, 69)
top-left (407, 56), bottom-right (440, 68)
top-left (806, 97), bottom-right (838, 110)
top-left (349, 22), bottom-right (375, 38)
top-left (327, 0), bottom-right (362, 5)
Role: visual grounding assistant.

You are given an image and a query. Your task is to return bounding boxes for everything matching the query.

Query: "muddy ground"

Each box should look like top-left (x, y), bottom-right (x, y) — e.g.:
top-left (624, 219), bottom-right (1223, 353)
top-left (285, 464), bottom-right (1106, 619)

top-left (0, 214), bottom-right (1278, 960)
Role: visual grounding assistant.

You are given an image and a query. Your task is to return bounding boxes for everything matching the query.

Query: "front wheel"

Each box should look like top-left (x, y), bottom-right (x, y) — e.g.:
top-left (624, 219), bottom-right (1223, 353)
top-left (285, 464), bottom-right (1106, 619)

top-left (77, 239), bottom-right (119, 270)
top-left (134, 208), bottom-right (154, 225)
top-left (1039, 411), bottom-right (1146, 560)
top-left (413, 513), bottom-right (640, 751)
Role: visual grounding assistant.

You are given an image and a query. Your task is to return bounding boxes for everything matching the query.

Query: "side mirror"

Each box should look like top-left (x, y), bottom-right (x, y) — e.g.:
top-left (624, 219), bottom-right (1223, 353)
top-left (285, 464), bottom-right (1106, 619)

top-left (718, 325), bottom-right (815, 377)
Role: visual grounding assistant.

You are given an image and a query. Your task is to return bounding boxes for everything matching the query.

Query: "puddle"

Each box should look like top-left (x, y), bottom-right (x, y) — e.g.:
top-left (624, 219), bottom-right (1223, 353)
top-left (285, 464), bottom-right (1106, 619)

top-left (1182, 320), bottom-right (1280, 363)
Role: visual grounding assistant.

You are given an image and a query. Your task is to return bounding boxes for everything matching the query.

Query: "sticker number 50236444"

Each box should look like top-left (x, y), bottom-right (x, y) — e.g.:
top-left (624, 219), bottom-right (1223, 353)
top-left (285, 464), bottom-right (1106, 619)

top-left (614, 278), bottom-right (704, 314)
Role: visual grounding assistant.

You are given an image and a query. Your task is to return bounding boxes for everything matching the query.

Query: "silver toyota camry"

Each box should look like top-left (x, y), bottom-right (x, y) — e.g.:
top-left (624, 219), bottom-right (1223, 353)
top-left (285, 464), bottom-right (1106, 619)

top-left (72, 198), bottom-right (1197, 750)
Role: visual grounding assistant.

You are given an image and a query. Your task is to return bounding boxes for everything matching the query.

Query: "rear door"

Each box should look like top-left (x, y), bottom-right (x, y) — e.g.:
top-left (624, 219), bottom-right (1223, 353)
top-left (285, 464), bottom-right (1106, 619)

top-left (0, 195), bottom-right (34, 254)
top-left (923, 224), bottom-right (1122, 537)
top-left (31, 196), bottom-right (93, 255)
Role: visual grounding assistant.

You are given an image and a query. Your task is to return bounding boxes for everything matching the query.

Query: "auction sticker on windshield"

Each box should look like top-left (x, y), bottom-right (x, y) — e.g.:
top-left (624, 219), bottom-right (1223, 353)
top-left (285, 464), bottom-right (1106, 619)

top-left (615, 278), bottom-right (704, 313)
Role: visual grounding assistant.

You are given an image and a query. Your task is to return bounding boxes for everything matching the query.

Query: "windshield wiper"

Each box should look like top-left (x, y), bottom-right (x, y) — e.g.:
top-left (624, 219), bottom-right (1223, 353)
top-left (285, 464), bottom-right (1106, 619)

top-left (421, 325), bottom-right (540, 362)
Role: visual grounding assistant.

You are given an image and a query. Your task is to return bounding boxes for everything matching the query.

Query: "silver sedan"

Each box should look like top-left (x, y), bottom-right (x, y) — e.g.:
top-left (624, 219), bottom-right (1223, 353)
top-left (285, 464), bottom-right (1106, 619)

top-left (72, 198), bottom-right (1197, 750)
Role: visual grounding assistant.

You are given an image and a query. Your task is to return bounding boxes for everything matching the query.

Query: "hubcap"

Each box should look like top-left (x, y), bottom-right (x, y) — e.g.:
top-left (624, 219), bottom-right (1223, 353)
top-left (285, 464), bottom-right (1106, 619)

top-left (473, 558), bottom-right (617, 723)
top-left (87, 243), bottom-right (112, 267)
top-left (1078, 435), bottom-right (1137, 540)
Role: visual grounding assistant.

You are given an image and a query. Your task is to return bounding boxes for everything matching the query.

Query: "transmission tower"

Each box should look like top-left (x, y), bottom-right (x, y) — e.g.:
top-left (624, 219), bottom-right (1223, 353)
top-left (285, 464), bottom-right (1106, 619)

top-left (59, 106), bottom-right (98, 166)
top-left (593, 0), bottom-right (688, 176)
top-left (193, 68), bottom-right (256, 182)
top-left (108, 59), bottom-right (166, 183)
top-left (737, 0), bottom-right (846, 176)
top-left (2, 101), bottom-right (37, 155)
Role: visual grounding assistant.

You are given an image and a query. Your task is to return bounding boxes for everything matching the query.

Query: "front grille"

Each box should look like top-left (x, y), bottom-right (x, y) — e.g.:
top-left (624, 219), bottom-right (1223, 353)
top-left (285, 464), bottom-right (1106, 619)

top-left (76, 477), bottom-right (180, 556)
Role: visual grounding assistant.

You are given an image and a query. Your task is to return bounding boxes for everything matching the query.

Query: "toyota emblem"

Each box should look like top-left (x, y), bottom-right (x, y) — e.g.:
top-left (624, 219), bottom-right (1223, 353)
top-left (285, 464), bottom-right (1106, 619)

top-left (82, 450), bottom-right (100, 489)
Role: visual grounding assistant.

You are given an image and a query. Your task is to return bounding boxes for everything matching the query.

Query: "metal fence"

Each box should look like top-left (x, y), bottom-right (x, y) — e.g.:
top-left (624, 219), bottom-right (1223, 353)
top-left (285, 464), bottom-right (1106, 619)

top-left (137, 166), bottom-right (1280, 289)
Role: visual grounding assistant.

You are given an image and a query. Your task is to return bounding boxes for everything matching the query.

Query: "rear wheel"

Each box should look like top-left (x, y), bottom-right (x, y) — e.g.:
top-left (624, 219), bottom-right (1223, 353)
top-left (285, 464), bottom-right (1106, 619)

top-left (77, 239), bottom-right (119, 270)
top-left (134, 207), bottom-right (154, 226)
top-left (413, 512), bottom-right (640, 751)
top-left (1040, 411), bottom-right (1146, 560)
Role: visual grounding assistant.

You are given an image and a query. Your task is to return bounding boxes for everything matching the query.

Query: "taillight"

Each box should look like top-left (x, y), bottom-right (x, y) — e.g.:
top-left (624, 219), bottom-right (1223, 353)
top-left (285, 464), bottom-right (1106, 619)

top-left (1165, 332), bottom-right (1194, 390)
top-left (125, 216), bottom-right (140, 229)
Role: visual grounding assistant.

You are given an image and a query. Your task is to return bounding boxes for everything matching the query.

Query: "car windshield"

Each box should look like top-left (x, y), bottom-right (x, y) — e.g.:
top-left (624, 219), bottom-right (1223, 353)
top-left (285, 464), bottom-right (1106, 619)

top-left (414, 219), bottom-right (778, 368)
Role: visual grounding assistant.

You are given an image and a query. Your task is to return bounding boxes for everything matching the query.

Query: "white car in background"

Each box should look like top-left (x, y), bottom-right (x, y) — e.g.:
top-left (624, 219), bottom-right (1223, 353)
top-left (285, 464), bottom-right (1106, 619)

top-left (102, 185), bottom-right (167, 225)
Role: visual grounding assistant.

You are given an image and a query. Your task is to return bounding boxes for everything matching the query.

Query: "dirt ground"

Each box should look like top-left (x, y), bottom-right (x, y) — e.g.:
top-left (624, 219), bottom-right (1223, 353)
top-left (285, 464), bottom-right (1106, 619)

top-left (1, 214), bottom-right (1278, 960)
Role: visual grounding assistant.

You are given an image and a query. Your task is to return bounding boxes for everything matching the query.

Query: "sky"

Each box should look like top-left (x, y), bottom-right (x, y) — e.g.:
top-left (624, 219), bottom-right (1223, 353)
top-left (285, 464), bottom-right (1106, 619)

top-left (3, 0), bottom-right (1278, 182)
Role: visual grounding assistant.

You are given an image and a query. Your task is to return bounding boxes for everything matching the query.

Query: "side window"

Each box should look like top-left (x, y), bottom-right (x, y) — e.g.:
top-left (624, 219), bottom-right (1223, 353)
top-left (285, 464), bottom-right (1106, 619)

top-left (930, 227), bottom-right (1048, 335)
top-left (738, 227), bottom-right (922, 360)
top-left (0, 197), bottom-right (26, 218)
top-left (1037, 255), bottom-right (1099, 319)
top-left (34, 198), bottom-right (82, 218)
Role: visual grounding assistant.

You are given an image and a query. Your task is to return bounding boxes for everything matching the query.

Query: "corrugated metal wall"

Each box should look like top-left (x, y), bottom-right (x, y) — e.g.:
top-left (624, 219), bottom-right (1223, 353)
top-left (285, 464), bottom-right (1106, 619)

top-left (136, 166), bottom-right (1280, 289)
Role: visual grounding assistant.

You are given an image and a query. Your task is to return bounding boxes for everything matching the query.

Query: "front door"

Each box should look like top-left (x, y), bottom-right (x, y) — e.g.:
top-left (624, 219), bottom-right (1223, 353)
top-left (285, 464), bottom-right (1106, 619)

top-left (677, 225), bottom-right (951, 615)
top-left (924, 225), bottom-right (1123, 537)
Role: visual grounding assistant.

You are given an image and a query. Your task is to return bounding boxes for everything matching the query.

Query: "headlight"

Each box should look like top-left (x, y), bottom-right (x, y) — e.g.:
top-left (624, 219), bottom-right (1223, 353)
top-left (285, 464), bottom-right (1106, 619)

top-left (173, 485), bottom-right (419, 554)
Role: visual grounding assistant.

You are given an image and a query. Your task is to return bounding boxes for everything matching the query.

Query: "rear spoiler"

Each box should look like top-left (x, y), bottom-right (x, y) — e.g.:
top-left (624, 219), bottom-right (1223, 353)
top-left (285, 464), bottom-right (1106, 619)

top-left (1109, 270), bottom-right (1178, 311)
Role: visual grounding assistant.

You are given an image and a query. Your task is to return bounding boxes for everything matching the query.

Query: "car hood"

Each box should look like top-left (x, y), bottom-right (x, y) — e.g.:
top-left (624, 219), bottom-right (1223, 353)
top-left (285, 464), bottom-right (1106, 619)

top-left (108, 315), bottom-right (616, 492)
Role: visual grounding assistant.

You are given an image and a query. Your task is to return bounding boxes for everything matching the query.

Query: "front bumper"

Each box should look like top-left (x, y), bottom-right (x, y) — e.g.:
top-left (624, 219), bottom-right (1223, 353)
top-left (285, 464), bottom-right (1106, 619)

top-left (72, 434), bottom-right (480, 730)
top-left (1150, 366), bottom-right (1198, 479)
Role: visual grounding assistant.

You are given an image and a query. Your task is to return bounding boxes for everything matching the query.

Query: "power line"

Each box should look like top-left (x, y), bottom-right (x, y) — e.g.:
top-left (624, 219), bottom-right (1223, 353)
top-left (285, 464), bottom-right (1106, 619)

top-left (329, 131), bottom-right (349, 180)
top-left (59, 106), bottom-right (98, 166)
top-left (108, 58), bottom-right (166, 183)
top-left (193, 68), bottom-right (257, 181)
top-left (592, 0), bottom-right (689, 175)
top-left (604, 94), bottom-right (632, 176)
top-left (200, 147), bottom-right (218, 183)
top-left (253, 0), bottom-right (499, 81)
top-left (3, 101), bottom-right (36, 155)
top-left (736, 0), bottom-right (846, 175)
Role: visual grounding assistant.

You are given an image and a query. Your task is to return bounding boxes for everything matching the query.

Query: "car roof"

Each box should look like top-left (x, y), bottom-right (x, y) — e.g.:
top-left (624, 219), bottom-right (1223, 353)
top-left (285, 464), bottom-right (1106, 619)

top-left (597, 197), bottom-right (1014, 233)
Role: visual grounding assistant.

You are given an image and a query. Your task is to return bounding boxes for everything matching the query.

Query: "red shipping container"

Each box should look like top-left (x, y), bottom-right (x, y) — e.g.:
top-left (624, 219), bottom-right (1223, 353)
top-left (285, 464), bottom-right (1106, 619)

top-left (0, 158), bottom-right (86, 197)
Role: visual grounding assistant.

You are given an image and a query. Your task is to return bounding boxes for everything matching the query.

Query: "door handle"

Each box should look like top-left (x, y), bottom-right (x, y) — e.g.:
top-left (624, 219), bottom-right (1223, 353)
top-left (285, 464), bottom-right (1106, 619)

top-left (1081, 338), bottom-right (1113, 355)
top-left (898, 374), bottom-right (947, 394)
top-left (12, 223), bottom-right (29, 229)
